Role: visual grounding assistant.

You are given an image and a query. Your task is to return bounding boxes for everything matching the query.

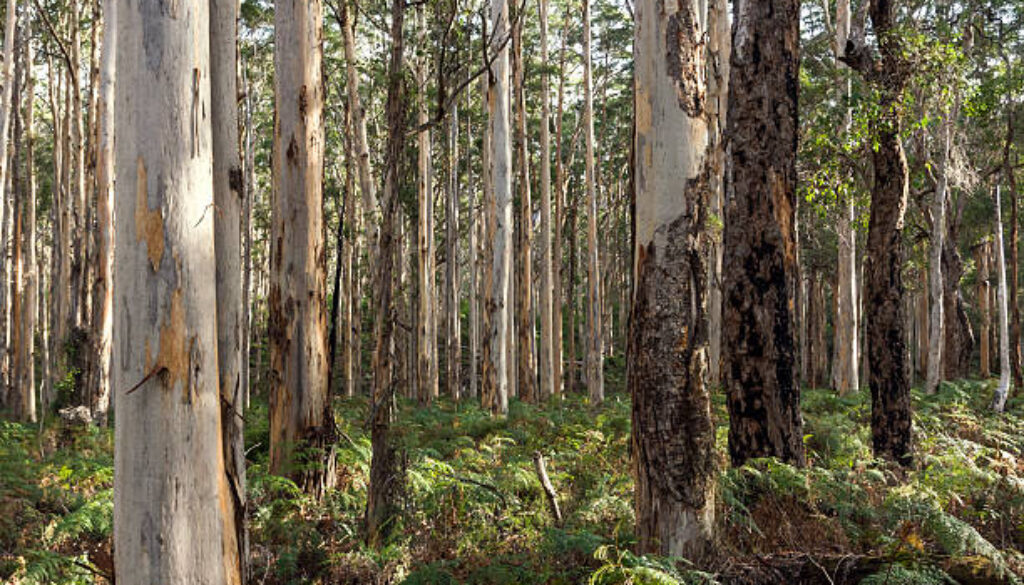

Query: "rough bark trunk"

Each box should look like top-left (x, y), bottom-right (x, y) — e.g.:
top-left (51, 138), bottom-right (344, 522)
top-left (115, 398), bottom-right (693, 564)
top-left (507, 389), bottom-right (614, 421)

top-left (112, 0), bottom-right (241, 579)
top-left (844, 0), bottom-right (913, 465)
top-left (484, 0), bottom-right (512, 415)
top-left (1004, 110), bottom-right (1022, 393)
top-left (722, 0), bottom-right (805, 467)
top-left (583, 0), bottom-right (603, 405)
top-left (631, 0), bottom-right (716, 558)
top-left (270, 0), bottom-right (335, 495)
top-left (367, 0), bottom-right (405, 546)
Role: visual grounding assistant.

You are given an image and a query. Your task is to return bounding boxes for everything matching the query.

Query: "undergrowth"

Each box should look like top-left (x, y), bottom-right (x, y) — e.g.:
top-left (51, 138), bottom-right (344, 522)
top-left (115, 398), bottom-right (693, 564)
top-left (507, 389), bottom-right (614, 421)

top-left (1, 378), bottom-right (1022, 584)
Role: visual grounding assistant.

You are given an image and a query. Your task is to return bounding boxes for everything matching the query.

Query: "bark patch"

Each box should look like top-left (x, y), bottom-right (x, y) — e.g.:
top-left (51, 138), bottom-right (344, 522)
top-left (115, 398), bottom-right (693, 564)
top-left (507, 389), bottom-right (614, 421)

top-left (134, 158), bottom-right (165, 272)
top-left (666, 4), bottom-right (706, 117)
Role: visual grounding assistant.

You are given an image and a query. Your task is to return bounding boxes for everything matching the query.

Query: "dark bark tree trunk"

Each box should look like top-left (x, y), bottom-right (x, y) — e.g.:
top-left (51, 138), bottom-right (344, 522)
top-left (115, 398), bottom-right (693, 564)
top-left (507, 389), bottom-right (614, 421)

top-left (722, 0), bottom-right (805, 468)
top-left (843, 0), bottom-right (914, 465)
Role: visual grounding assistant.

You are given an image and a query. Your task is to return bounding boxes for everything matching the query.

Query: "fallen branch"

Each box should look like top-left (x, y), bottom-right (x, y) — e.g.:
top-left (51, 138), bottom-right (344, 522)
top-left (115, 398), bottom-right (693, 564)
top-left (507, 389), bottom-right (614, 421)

top-left (533, 451), bottom-right (562, 526)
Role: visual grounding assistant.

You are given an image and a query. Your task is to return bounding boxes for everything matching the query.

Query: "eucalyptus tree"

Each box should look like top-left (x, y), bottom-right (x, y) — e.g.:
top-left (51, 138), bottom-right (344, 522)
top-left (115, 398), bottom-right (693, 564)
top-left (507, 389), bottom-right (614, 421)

top-left (630, 0), bottom-right (716, 558)
top-left (723, 0), bottom-right (806, 467)
top-left (112, 0), bottom-right (242, 579)
top-left (269, 0), bottom-right (335, 493)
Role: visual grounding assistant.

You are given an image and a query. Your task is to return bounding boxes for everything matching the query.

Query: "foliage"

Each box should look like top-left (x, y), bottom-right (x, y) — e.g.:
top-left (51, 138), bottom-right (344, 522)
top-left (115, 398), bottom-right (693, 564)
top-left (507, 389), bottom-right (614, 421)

top-left (3, 378), bottom-right (1023, 584)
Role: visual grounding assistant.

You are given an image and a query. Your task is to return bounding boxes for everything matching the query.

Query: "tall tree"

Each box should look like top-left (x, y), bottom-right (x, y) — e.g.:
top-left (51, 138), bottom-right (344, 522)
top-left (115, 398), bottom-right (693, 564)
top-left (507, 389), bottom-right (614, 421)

top-left (87, 0), bottom-right (114, 423)
top-left (484, 0), bottom-right (512, 416)
top-left (993, 185), bottom-right (1012, 413)
top-left (416, 4), bottom-right (438, 404)
top-left (630, 0), bottom-right (715, 558)
top-left (11, 7), bottom-right (35, 422)
top-left (367, 0), bottom-right (406, 545)
top-left (706, 0), bottom-right (729, 388)
top-left (537, 0), bottom-right (555, 401)
top-left (446, 104), bottom-right (461, 400)
top-left (513, 3), bottom-right (535, 403)
top-left (269, 0), bottom-right (335, 493)
top-left (722, 0), bottom-right (805, 467)
top-left (925, 111), bottom-right (949, 395)
top-left (582, 0), bottom-right (603, 405)
top-left (212, 0), bottom-right (248, 570)
top-left (112, 0), bottom-right (242, 580)
top-left (843, 0), bottom-right (914, 465)
top-left (830, 0), bottom-right (859, 396)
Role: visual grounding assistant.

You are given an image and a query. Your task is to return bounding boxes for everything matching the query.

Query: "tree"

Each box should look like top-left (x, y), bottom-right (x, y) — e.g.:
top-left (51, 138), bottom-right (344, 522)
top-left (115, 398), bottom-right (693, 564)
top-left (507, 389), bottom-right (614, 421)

top-left (722, 0), bottom-right (805, 467)
top-left (367, 0), bottom-right (406, 545)
top-left (11, 6), bottom-right (36, 422)
top-left (269, 0), bottom-right (335, 493)
top-left (112, 0), bottom-right (241, 580)
top-left (993, 185), bottom-right (1012, 413)
top-left (416, 4), bottom-right (438, 404)
top-left (212, 0), bottom-right (248, 570)
top-left (582, 0), bottom-right (603, 405)
top-left (925, 110), bottom-right (950, 395)
top-left (843, 0), bottom-right (914, 465)
top-left (829, 0), bottom-right (859, 397)
top-left (484, 0), bottom-right (512, 416)
top-left (513, 3), bottom-right (535, 403)
top-left (630, 0), bottom-right (715, 558)
top-left (537, 0), bottom-right (555, 401)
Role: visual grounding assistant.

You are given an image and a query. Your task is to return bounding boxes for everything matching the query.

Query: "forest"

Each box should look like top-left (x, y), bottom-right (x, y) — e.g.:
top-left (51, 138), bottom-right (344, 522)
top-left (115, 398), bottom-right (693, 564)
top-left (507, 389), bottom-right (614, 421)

top-left (0, 0), bottom-right (1023, 582)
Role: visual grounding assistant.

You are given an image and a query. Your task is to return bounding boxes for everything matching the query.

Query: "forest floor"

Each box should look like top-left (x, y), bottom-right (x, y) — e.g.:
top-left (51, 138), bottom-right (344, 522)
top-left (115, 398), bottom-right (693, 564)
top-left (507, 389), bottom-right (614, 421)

top-left (1, 374), bottom-right (1023, 584)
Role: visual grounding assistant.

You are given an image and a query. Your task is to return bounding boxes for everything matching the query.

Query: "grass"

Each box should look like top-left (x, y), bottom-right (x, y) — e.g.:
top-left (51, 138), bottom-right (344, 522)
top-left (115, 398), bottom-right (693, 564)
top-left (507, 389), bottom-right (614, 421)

top-left (1, 375), bottom-right (1023, 584)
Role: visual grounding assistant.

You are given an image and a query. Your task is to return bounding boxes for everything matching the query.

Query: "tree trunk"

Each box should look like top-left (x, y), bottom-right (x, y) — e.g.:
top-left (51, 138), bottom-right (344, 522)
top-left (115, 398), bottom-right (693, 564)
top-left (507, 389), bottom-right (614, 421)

top-left (270, 0), bottom-right (335, 495)
top-left (706, 0), bottom-right (729, 388)
top-left (367, 0), bottom-right (406, 546)
top-left (582, 0), bottom-right (603, 405)
top-left (11, 10), bottom-right (35, 422)
top-left (446, 105), bottom-right (461, 400)
top-left (85, 0), bottom-right (114, 424)
top-left (552, 13), bottom-right (567, 397)
top-left (925, 114), bottom-right (949, 395)
top-left (978, 241), bottom-right (992, 378)
top-left (1004, 109), bottom-right (1021, 393)
top-left (829, 0), bottom-right (858, 396)
top-left (468, 91), bottom-right (479, 400)
top-left (416, 5), bottom-right (438, 404)
top-left (211, 0), bottom-right (248, 572)
top-left (844, 0), bottom-right (913, 465)
top-left (722, 0), bottom-right (805, 467)
top-left (0, 0), bottom-right (17, 397)
top-left (484, 0), bottom-right (512, 416)
top-left (70, 6), bottom-right (87, 333)
top-left (942, 229), bottom-right (974, 380)
top-left (537, 0), bottom-right (554, 401)
top-left (112, 0), bottom-right (242, 580)
top-left (916, 267), bottom-right (928, 380)
top-left (513, 8), bottom-right (535, 403)
top-left (631, 0), bottom-right (715, 558)
top-left (993, 186), bottom-right (1012, 412)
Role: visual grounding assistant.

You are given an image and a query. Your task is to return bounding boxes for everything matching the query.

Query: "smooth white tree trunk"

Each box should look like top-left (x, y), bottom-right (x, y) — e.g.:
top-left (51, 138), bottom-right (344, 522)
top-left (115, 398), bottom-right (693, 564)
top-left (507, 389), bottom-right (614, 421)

top-left (485, 0), bottom-right (512, 415)
top-left (993, 185), bottom-right (1012, 412)
top-left (583, 0), bottom-right (604, 404)
top-left (113, 0), bottom-right (241, 580)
